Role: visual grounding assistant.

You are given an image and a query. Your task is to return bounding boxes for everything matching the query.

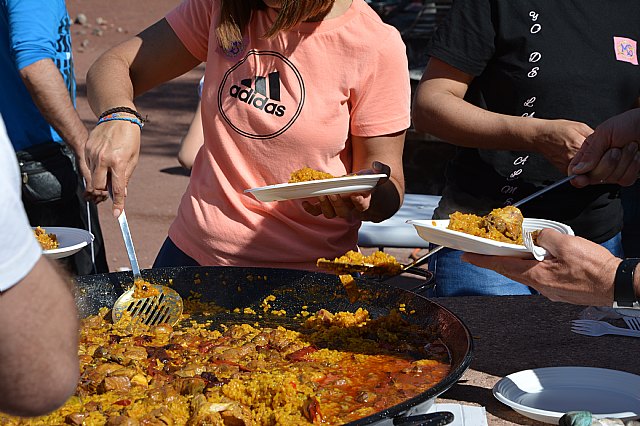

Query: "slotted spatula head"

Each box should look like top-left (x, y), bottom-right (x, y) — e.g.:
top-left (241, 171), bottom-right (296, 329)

top-left (112, 283), bottom-right (183, 326)
top-left (111, 209), bottom-right (183, 326)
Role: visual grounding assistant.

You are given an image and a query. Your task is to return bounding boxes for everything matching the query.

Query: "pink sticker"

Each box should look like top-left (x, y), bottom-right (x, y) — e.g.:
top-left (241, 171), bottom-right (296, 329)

top-left (613, 36), bottom-right (638, 65)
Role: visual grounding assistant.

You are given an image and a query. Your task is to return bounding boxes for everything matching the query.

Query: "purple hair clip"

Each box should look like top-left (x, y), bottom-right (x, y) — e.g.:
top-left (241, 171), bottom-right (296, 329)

top-left (225, 40), bottom-right (244, 57)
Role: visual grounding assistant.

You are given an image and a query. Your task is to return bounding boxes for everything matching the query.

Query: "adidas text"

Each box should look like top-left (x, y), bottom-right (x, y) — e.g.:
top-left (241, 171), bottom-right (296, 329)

top-left (229, 85), bottom-right (286, 117)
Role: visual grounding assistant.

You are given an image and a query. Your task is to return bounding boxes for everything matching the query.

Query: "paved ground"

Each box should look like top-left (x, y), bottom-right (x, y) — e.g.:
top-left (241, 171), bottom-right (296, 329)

top-left (66, 0), bottom-right (428, 290)
top-left (68, 0), bottom-right (203, 271)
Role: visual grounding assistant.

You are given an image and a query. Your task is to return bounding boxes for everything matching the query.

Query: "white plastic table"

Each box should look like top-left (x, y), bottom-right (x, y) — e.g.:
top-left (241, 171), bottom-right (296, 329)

top-left (358, 193), bottom-right (441, 250)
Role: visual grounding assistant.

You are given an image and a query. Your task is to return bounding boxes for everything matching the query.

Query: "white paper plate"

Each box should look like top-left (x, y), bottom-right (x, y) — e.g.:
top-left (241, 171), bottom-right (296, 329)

top-left (406, 218), bottom-right (574, 258)
top-left (493, 367), bottom-right (640, 424)
top-left (244, 174), bottom-right (387, 202)
top-left (34, 227), bottom-right (94, 259)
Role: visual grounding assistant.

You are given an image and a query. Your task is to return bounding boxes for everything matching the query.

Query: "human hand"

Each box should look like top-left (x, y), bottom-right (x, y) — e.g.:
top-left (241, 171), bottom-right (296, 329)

top-left (534, 119), bottom-right (593, 173)
top-left (569, 109), bottom-right (640, 188)
top-left (85, 121), bottom-right (141, 217)
top-left (461, 229), bottom-right (621, 306)
top-left (301, 161), bottom-right (390, 220)
top-left (74, 148), bottom-right (108, 204)
top-left (352, 160), bottom-right (390, 182)
top-left (301, 193), bottom-right (366, 220)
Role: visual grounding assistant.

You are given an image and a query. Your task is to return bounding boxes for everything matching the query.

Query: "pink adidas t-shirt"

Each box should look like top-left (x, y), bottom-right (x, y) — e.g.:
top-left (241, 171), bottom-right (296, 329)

top-left (166, 0), bottom-right (410, 270)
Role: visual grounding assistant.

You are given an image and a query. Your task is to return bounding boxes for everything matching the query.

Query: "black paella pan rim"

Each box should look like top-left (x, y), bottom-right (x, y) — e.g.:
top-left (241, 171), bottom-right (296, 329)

top-left (73, 265), bottom-right (474, 425)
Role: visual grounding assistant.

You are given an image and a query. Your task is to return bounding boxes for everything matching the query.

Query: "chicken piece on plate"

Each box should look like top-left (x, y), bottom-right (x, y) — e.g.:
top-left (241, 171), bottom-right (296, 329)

top-left (482, 206), bottom-right (524, 244)
top-left (448, 205), bottom-right (524, 244)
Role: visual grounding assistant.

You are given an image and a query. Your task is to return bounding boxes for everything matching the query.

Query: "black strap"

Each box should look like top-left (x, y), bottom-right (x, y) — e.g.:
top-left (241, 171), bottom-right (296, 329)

top-left (613, 258), bottom-right (640, 308)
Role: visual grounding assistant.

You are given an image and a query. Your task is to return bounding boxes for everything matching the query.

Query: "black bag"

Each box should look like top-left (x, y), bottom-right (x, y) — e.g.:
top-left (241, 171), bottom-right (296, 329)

top-left (15, 142), bottom-right (79, 205)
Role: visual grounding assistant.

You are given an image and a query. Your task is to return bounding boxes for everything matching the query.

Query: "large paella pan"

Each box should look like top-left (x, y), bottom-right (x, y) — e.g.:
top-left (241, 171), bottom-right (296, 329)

top-left (6, 266), bottom-right (473, 425)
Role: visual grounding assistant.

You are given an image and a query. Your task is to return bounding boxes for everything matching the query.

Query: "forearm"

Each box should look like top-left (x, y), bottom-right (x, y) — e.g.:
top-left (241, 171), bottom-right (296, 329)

top-left (413, 59), bottom-right (592, 174)
top-left (353, 133), bottom-right (405, 222)
top-left (20, 59), bottom-right (88, 153)
top-left (86, 49), bottom-right (138, 118)
top-left (178, 102), bottom-right (204, 170)
top-left (412, 87), bottom-right (541, 151)
top-left (0, 258), bottom-right (79, 416)
top-left (87, 19), bottom-right (202, 117)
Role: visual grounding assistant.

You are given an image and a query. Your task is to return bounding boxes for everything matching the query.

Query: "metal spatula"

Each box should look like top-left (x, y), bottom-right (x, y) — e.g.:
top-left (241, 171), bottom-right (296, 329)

top-left (317, 256), bottom-right (433, 279)
top-left (316, 258), bottom-right (399, 276)
top-left (111, 209), bottom-right (183, 326)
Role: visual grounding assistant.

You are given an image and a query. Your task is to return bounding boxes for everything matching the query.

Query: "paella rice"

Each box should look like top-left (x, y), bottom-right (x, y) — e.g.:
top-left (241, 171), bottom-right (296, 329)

top-left (447, 205), bottom-right (524, 244)
top-left (0, 300), bottom-right (450, 425)
top-left (317, 250), bottom-right (403, 276)
top-left (288, 167), bottom-right (335, 183)
top-left (33, 226), bottom-right (58, 250)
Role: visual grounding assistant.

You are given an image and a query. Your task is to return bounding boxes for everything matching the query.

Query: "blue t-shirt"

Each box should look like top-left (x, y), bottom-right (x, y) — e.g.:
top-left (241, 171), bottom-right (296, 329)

top-left (0, 0), bottom-right (76, 150)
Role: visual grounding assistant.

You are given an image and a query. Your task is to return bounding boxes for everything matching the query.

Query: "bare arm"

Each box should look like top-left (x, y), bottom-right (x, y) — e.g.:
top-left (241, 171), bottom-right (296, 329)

top-left (352, 132), bottom-right (405, 222)
top-left (412, 58), bottom-right (592, 172)
top-left (302, 131), bottom-right (405, 223)
top-left (19, 59), bottom-right (97, 196)
top-left (87, 19), bottom-right (200, 114)
top-left (0, 257), bottom-right (79, 417)
top-left (178, 100), bottom-right (204, 170)
top-left (85, 18), bottom-right (201, 217)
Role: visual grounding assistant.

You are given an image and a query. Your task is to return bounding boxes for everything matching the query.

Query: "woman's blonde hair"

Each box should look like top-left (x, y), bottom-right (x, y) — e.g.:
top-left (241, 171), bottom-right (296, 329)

top-left (216, 0), bottom-right (335, 52)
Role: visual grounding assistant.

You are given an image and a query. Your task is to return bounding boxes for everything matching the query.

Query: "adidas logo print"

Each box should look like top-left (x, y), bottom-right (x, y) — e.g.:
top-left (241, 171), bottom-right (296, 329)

top-left (229, 71), bottom-right (286, 117)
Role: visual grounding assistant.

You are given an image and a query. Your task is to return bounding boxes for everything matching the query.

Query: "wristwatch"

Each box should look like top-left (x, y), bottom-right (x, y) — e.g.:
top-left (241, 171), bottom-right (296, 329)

top-left (613, 258), bottom-right (640, 309)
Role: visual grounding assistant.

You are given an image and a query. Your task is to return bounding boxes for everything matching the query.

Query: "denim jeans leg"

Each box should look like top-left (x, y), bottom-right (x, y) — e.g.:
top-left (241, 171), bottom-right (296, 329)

top-left (620, 182), bottom-right (640, 257)
top-left (599, 232), bottom-right (624, 258)
top-left (427, 246), bottom-right (536, 296)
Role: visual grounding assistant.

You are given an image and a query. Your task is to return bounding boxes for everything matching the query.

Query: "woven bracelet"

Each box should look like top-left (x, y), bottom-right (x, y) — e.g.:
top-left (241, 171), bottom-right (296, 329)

top-left (97, 113), bottom-right (144, 129)
top-left (99, 106), bottom-right (146, 123)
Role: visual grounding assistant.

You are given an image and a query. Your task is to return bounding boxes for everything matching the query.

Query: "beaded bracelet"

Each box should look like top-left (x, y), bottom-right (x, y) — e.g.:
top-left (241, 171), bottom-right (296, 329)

top-left (99, 106), bottom-right (146, 123)
top-left (97, 113), bottom-right (144, 129)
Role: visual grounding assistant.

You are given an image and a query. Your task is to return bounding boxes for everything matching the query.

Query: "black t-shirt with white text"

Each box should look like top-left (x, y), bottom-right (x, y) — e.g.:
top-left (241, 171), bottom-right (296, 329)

top-left (427, 0), bottom-right (640, 242)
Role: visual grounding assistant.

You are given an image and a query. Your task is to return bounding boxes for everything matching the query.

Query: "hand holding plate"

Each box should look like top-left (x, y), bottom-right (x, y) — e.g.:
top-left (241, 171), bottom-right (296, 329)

top-left (353, 161), bottom-right (390, 186)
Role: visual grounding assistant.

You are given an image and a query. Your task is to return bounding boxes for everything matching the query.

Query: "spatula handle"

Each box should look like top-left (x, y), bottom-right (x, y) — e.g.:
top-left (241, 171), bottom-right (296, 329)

top-left (513, 175), bottom-right (576, 207)
top-left (117, 210), bottom-right (141, 280)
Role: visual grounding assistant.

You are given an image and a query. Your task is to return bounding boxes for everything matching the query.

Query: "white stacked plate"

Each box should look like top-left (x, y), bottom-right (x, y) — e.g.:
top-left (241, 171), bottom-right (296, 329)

top-left (493, 367), bottom-right (640, 424)
top-left (406, 218), bottom-right (574, 258)
top-left (245, 174), bottom-right (387, 202)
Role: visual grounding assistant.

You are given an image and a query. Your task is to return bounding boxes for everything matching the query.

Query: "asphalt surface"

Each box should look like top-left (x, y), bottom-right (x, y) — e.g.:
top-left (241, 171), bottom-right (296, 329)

top-left (69, 0), bottom-right (202, 271)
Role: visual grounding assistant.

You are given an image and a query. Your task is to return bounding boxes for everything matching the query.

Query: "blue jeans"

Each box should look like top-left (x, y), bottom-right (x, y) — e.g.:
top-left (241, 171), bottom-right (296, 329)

top-left (621, 181), bottom-right (640, 258)
top-left (153, 237), bottom-right (200, 268)
top-left (427, 233), bottom-right (623, 297)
